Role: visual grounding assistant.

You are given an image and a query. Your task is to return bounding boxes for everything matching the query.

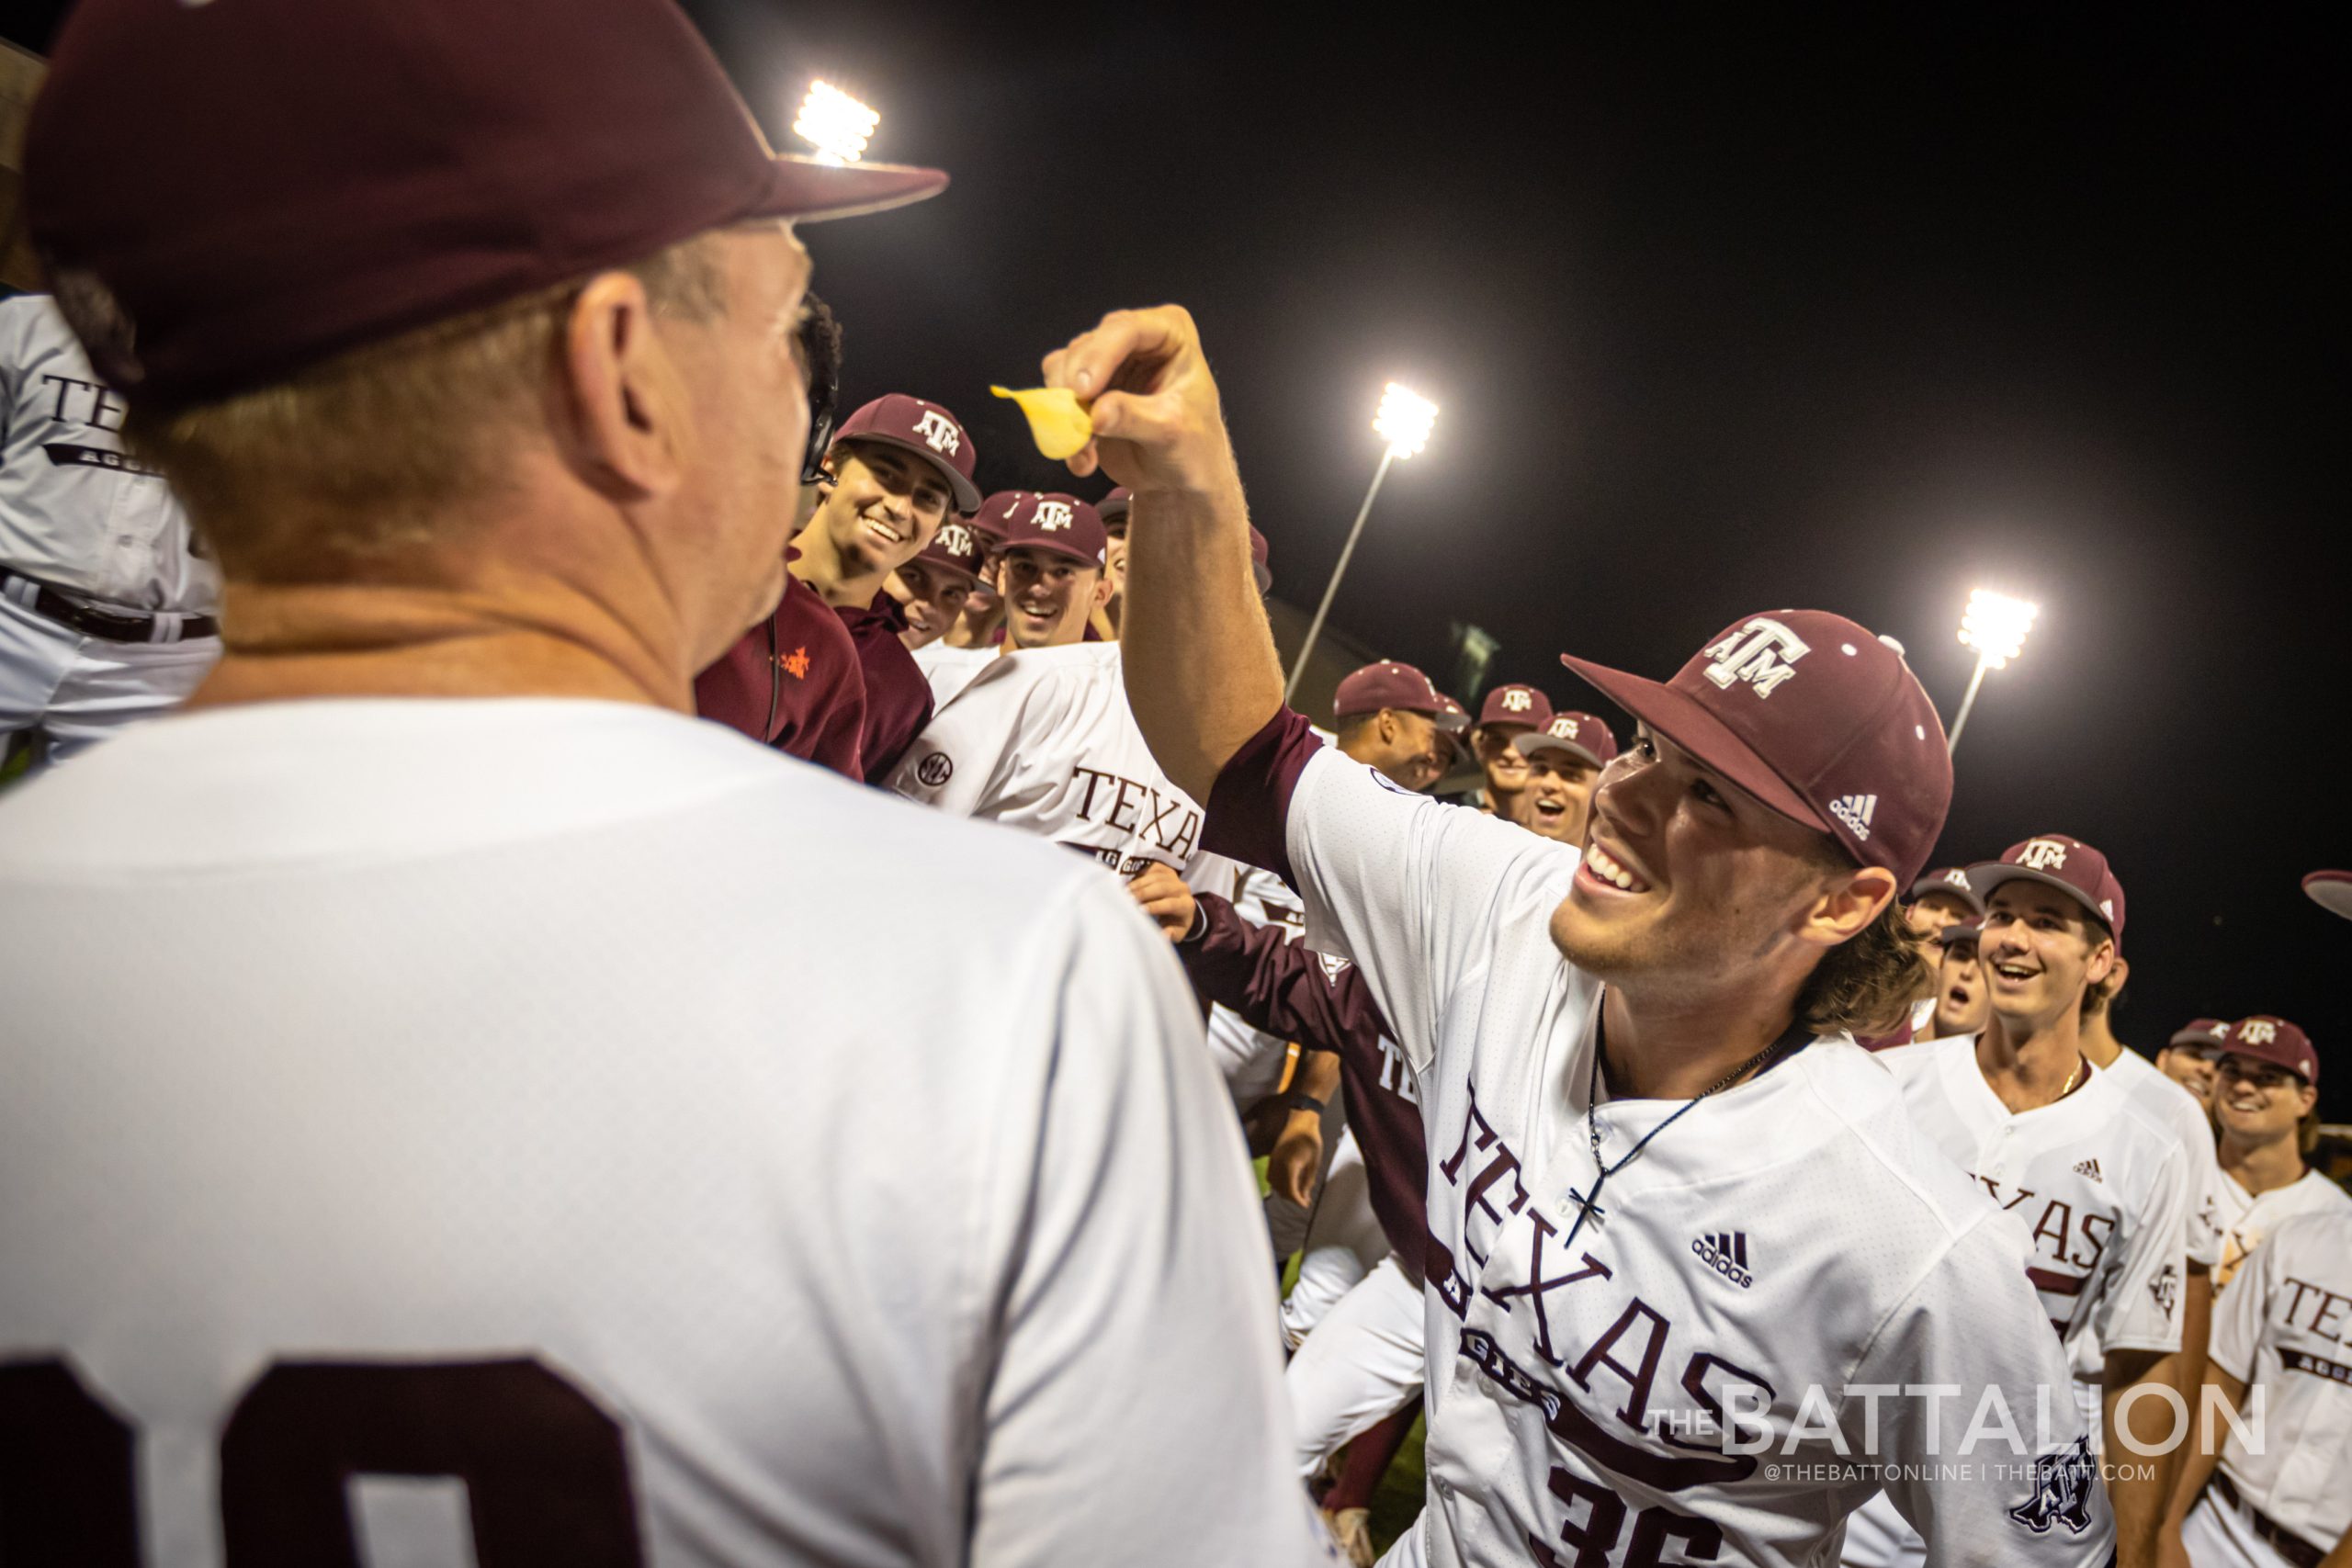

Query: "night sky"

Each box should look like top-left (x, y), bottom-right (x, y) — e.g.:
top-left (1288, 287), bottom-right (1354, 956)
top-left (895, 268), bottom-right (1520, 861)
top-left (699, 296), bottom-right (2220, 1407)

top-left (9, 5), bottom-right (2345, 1111)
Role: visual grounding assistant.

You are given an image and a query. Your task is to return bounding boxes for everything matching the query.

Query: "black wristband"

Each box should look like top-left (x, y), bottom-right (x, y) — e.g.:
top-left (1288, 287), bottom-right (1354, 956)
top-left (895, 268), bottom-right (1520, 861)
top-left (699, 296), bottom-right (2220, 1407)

top-left (1281, 1090), bottom-right (1326, 1118)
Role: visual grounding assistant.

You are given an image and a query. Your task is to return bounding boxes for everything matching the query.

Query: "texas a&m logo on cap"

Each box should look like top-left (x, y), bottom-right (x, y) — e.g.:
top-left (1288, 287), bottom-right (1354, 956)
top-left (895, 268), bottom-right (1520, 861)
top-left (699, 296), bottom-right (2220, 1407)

top-left (2018, 839), bottom-right (2071, 872)
top-left (1499, 688), bottom-right (1534, 714)
top-left (1940, 868), bottom-right (1971, 889)
top-left (2240, 1020), bottom-right (2279, 1046)
top-left (913, 407), bottom-right (961, 456)
top-left (1550, 716), bottom-right (1579, 738)
top-left (1701, 616), bottom-right (1810, 698)
top-left (1034, 500), bottom-right (1074, 532)
top-left (935, 521), bottom-right (977, 558)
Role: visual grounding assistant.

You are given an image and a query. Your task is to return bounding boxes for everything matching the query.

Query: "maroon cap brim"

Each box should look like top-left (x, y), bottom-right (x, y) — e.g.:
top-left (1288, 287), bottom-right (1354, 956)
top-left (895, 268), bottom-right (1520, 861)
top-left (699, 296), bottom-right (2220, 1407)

top-left (1000, 538), bottom-right (1103, 570)
top-left (2303, 870), bottom-right (2352, 920)
top-left (1558, 654), bottom-right (1828, 835)
top-left (827, 428), bottom-right (983, 513)
top-left (1963, 863), bottom-right (2116, 936)
top-left (752, 157), bottom-right (948, 224)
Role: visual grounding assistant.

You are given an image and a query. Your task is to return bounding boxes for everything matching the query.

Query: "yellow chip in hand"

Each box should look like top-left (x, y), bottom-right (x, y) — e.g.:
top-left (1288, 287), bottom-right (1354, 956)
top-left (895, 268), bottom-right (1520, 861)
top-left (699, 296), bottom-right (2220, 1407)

top-left (990, 384), bottom-right (1093, 461)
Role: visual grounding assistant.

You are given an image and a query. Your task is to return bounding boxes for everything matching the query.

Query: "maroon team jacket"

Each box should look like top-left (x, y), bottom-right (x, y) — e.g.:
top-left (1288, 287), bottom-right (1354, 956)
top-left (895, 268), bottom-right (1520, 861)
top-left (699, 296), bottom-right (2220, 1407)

top-left (1179, 891), bottom-right (1428, 1286)
top-left (692, 573), bottom-right (865, 778)
top-left (833, 592), bottom-right (934, 784)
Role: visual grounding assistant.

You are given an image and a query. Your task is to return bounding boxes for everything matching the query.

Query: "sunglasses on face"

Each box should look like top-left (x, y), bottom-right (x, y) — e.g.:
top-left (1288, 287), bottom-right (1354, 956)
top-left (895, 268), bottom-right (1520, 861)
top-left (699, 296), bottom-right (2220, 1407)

top-left (796, 293), bottom-right (842, 486)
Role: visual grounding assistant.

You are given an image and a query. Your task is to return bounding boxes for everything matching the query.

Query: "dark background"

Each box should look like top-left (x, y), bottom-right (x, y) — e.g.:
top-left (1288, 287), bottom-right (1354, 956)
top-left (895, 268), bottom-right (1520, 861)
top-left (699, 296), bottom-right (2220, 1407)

top-left (9, 3), bottom-right (2345, 1110)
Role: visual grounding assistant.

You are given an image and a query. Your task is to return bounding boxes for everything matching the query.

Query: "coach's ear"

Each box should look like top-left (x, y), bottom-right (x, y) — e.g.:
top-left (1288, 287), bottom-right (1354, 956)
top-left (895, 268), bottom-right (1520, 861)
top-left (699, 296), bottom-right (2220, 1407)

top-left (1795, 864), bottom-right (1898, 951)
top-left (555, 270), bottom-right (688, 502)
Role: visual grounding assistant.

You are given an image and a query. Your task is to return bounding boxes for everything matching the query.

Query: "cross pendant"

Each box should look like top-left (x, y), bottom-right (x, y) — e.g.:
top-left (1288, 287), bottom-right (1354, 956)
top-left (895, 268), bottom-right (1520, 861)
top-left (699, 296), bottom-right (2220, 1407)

top-left (1566, 1181), bottom-right (1606, 1227)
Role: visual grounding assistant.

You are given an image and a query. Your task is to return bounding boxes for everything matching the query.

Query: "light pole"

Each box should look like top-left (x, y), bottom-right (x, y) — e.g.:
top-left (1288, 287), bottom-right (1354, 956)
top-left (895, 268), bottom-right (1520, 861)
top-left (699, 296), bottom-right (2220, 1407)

top-left (792, 80), bottom-right (879, 164)
top-left (1283, 383), bottom-right (1439, 703)
top-left (1949, 589), bottom-right (2038, 755)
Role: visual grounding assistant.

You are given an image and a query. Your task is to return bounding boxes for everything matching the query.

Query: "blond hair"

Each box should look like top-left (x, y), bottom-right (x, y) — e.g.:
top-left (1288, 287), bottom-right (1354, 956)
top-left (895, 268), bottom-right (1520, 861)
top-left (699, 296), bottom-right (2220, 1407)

top-left (123, 237), bottom-right (728, 580)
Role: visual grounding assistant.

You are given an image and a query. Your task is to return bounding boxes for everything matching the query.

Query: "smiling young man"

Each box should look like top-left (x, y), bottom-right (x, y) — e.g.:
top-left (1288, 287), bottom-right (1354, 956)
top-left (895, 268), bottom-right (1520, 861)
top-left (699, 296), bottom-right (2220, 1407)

top-left (1469, 682), bottom-right (1553, 818)
top-left (1856, 836), bottom-right (2196, 1568)
top-left (2161, 1018), bottom-right (2230, 1112)
top-left (790, 394), bottom-right (980, 780)
top-left (887, 513), bottom-right (985, 651)
top-left (2207, 1017), bottom-right (2348, 1289)
top-left (1509, 709), bottom-right (1617, 843)
top-left (1053, 304), bottom-right (2111, 1568)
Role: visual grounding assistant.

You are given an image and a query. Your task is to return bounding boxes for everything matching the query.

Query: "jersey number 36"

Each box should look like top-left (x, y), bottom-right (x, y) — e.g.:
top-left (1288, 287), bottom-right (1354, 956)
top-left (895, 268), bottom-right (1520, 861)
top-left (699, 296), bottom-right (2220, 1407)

top-left (0, 1355), bottom-right (642, 1565)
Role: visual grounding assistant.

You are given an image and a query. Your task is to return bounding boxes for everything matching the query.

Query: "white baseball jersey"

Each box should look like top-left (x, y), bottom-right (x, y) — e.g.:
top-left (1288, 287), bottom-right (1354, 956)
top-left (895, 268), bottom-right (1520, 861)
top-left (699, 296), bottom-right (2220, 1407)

top-left (889, 640), bottom-right (1207, 879)
top-left (2101, 1045), bottom-right (2227, 1273)
top-left (1273, 748), bottom-right (2111, 1568)
top-left (1, 293), bottom-right (218, 613)
top-left (910, 637), bottom-right (997, 709)
top-left (0, 697), bottom-right (1324, 1567)
top-left (2215, 1168), bottom-right (2352, 1291)
top-left (1879, 1035), bottom-right (2194, 1417)
top-left (2204, 1209), bottom-right (2352, 1558)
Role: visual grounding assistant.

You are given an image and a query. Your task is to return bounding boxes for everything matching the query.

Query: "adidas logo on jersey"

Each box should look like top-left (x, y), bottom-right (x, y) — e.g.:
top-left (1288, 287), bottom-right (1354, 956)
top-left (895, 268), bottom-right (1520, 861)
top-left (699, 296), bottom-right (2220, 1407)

top-left (2073, 1157), bottom-right (2103, 1182)
top-left (1829, 794), bottom-right (1877, 840)
top-left (1691, 1231), bottom-right (1753, 1289)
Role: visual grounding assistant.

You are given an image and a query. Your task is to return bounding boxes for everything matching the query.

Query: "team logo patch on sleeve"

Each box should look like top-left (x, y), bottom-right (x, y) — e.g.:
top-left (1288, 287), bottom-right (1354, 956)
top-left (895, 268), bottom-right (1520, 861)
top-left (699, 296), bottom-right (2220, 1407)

top-left (2007, 1436), bottom-right (2097, 1536)
top-left (2149, 1262), bottom-right (2179, 1320)
top-left (915, 751), bottom-right (954, 787)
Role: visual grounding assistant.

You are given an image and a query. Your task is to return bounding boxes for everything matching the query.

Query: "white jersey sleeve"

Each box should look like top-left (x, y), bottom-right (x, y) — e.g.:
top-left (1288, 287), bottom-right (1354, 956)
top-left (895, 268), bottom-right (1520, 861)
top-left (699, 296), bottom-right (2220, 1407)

top-left (2208, 1214), bottom-right (2274, 1385)
top-left (2089, 1128), bottom-right (2192, 1359)
top-left (1849, 1213), bottom-right (2117, 1565)
top-left (887, 657), bottom-right (1037, 818)
top-left (972, 873), bottom-right (1329, 1564)
top-left (1284, 747), bottom-right (1573, 1071)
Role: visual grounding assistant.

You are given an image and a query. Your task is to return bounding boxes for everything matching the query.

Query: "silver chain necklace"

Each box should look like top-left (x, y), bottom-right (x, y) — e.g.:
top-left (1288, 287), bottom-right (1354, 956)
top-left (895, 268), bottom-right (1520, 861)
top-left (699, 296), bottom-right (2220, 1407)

top-left (1560, 1014), bottom-right (1802, 1251)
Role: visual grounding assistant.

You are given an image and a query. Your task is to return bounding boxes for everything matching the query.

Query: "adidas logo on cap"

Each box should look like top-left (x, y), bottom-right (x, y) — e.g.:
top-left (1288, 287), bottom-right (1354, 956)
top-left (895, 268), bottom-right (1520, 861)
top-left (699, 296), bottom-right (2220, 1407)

top-left (1830, 794), bottom-right (1878, 840)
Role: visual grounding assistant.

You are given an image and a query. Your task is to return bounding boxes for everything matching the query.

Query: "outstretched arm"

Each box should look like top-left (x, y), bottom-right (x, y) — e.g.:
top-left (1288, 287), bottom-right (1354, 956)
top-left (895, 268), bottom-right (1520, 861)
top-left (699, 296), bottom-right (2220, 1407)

top-left (1043, 307), bottom-right (1278, 801)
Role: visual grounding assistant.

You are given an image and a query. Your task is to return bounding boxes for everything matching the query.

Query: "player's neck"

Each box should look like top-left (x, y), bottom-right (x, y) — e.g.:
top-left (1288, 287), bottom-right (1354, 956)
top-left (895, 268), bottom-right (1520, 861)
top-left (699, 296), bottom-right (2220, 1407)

top-left (186, 578), bottom-right (686, 712)
top-left (1975, 1010), bottom-right (2088, 1112)
top-left (787, 536), bottom-right (885, 611)
top-left (2219, 1127), bottom-right (2306, 1195)
top-left (2078, 1015), bottom-right (2125, 1069)
top-left (1597, 979), bottom-right (1800, 1101)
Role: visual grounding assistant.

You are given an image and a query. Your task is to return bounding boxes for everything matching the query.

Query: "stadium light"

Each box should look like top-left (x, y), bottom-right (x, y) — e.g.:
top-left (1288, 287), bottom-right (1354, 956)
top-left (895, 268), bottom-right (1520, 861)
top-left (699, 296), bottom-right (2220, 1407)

top-left (1285, 384), bottom-right (1440, 702)
top-left (1948, 589), bottom-right (2040, 755)
top-left (1374, 382), bottom-right (1439, 459)
top-left (792, 81), bottom-right (879, 165)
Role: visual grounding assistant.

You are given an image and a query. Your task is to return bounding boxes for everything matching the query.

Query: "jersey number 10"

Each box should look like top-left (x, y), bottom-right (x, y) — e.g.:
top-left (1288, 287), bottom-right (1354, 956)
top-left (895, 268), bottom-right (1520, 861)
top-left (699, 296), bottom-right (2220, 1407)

top-left (0, 1356), bottom-right (643, 1565)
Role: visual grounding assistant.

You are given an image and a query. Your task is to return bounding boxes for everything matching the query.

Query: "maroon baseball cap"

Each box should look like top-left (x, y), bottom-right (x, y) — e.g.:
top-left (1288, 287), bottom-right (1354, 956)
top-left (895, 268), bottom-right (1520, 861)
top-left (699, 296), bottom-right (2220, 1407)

top-left (2217, 1015), bottom-right (2320, 1087)
top-left (2168, 1018), bottom-right (2229, 1052)
top-left (1334, 661), bottom-right (1468, 732)
top-left (995, 492), bottom-right (1106, 570)
top-left (23, 0), bottom-right (947, 408)
top-left (1934, 920), bottom-right (1983, 949)
top-left (1560, 611), bottom-right (1952, 886)
top-left (970, 491), bottom-right (1023, 547)
top-left (1512, 711), bottom-right (1618, 770)
top-left (916, 515), bottom-right (986, 582)
top-left (1968, 835), bottom-right (2126, 946)
top-left (1908, 866), bottom-right (1985, 914)
top-left (830, 396), bottom-right (981, 513)
top-left (1100, 487), bottom-right (1134, 535)
top-left (1479, 684), bottom-right (1555, 730)
top-left (2304, 870), bottom-right (2352, 921)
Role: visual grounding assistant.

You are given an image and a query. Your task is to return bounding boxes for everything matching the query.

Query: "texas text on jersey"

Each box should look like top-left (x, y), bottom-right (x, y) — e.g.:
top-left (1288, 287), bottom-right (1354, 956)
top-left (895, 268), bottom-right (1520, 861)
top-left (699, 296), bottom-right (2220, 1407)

top-left (1204, 718), bottom-right (2114, 1568)
top-left (888, 640), bottom-right (1206, 879)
